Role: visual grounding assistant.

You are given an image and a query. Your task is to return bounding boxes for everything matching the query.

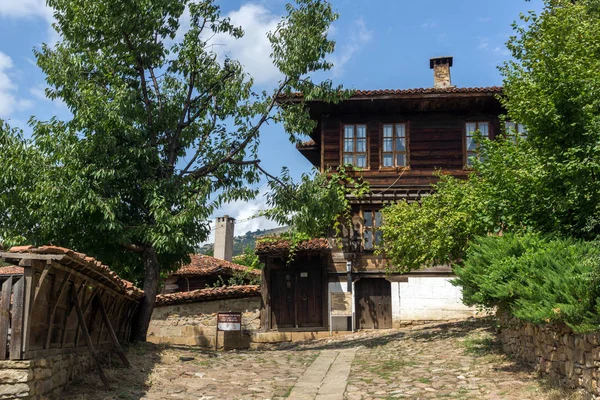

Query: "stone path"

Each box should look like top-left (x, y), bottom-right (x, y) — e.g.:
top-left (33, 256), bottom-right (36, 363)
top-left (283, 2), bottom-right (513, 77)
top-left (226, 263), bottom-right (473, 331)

top-left (288, 349), bottom-right (356, 400)
top-left (62, 318), bottom-right (587, 400)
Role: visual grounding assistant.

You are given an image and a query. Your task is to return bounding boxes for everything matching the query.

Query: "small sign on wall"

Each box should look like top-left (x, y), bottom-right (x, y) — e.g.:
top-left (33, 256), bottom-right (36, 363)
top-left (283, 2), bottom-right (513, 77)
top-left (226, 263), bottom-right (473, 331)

top-left (331, 292), bottom-right (352, 316)
top-left (216, 312), bottom-right (243, 350)
top-left (217, 312), bottom-right (242, 331)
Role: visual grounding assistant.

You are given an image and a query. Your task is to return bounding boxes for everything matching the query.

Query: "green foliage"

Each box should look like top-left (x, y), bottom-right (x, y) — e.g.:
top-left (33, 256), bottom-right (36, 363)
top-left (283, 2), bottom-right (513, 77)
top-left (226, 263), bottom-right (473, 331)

top-left (211, 268), bottom-right (261, 287)
top-left (260, 165), bottom-right (369, 262)
top-left (379, 135), bottom-right (541, 270)
top-left (232, 246), bottom-right (263, 270)
top-left (0, 0), bottom-right (345, 285)
top-left (380, 0), bottom-right (600, 270)
top-left (261, 165), bottom-right (369, 238)
top-left (500, 0), bottom-right (600, 239)
top-left (454, 233), bottom-right (600, 333)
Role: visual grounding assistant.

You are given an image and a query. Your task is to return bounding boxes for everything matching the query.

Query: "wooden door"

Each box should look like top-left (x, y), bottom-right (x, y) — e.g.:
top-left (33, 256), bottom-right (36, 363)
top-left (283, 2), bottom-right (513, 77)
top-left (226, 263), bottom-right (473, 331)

top-left (355, 278), bottom-right (392, 329)
top-left (295, 269), bottom-right (323, 328)
top-left (270, 270), bottom-right (295, 329)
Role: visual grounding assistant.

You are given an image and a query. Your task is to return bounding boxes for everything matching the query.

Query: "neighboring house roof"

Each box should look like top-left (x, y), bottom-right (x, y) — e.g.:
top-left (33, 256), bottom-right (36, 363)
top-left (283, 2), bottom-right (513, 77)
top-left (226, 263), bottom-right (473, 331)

top-left (155, 285), bottom-right (261, 306)
top-left (1, 245), bottom-right (144, 299)
top-left (296, 139), bottom-right (317, 149)
top-left (286, 86), bottom-right (503, 101)
top-left (170, 254), bottom-right (261, 278)
top-left (0, 266), bottom-right (24, 276)
top-left (255, 238), bottom-right (330, 254)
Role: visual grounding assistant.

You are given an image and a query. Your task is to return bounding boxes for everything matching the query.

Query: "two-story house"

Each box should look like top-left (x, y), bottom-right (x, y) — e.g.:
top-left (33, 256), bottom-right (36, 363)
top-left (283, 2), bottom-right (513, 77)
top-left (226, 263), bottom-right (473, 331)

top-left (257, 57), bottom-right (506, 332)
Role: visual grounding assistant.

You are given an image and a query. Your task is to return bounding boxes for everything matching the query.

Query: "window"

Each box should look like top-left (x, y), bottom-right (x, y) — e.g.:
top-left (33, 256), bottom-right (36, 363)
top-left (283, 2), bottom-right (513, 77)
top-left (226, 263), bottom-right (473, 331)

top-left (382, 123), bottom-right (408, 168)
top-left (465, 122), bottom-right (490, 166)
top-left (505, 121), bottom-right (527, 142)
top-left (363, 209), bottom-right (383, 250)
top-left (342, 124), bottom-right (367, 168)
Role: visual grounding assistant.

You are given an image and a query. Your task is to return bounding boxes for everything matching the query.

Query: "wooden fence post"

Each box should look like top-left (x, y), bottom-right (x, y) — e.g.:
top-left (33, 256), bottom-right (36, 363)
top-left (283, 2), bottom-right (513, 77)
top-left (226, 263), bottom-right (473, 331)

top-left (0, 276), bottom-right (13, 360)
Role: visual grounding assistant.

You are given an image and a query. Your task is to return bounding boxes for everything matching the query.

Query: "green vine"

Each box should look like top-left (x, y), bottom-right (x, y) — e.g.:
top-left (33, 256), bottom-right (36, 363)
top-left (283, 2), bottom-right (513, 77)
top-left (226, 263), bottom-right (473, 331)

top-left (259, 165), bottom-right (369, 263)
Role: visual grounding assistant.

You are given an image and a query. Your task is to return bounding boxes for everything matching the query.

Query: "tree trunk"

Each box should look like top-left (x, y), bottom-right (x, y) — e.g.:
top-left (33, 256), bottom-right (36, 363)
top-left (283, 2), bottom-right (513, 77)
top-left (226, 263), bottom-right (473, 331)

top-left (131, 246), bottom-right (160, 342)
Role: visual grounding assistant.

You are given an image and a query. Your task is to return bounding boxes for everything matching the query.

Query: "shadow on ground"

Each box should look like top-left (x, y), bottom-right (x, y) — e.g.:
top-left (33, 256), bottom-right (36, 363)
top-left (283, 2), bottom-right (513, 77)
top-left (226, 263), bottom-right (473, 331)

top-left (282, 316), bottom-right (497, 351)
top-left (61, 342), bottom-right (164, 400)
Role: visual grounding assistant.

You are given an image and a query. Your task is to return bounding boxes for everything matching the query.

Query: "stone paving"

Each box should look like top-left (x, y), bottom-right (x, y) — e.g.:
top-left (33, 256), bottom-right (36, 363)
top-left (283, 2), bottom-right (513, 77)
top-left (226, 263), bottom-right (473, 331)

top-left (62, 318), bottom-right (585, 400)
top-left (288, 349), bottom-right (356, 400)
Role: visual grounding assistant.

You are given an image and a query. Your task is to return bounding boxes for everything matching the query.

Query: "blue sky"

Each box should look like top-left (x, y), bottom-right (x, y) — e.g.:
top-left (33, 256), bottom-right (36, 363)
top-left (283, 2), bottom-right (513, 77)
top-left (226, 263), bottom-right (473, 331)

top-left (0, 0), bottom-right (543, 239)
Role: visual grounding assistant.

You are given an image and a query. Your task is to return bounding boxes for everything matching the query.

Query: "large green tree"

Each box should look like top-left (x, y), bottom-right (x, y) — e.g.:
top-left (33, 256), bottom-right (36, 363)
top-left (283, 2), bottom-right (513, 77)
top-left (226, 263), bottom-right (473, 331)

top-left (0, 0), bottom-right (346, 340)
top-left (380, 0), bottom-right (600, 269)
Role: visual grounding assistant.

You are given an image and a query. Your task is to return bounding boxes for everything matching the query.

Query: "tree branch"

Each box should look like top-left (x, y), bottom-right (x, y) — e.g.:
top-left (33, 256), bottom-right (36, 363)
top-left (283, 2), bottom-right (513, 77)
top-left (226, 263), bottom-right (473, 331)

top-left (122, 30), bottom-right (155, 146)
top-left (122, 243), bottom-right (147, 253)
top-left (186, 77), bottom-right (291, 179)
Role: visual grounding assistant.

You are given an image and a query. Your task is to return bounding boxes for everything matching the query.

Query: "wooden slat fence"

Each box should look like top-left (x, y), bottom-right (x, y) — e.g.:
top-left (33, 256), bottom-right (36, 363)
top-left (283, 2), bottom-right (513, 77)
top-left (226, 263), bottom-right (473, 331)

top-left (0, 252), bottom-right (142, 361)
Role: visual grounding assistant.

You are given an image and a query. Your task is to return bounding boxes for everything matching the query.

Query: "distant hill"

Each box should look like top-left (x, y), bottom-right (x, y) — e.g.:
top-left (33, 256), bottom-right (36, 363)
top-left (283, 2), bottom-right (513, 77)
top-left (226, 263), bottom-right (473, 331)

top-left (197, 226), bottom-right (289, 256)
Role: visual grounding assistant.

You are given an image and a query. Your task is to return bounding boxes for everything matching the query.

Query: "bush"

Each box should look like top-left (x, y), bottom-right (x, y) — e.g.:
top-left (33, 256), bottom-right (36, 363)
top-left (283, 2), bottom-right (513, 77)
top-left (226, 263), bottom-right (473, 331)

top-left (453, 233), bottom-right (600, 332)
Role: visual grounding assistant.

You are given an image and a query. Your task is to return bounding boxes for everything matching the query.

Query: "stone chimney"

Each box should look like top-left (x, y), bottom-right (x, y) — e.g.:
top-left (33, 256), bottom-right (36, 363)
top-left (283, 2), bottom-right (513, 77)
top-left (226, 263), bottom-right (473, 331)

top-left (214, 215), bottom-right (235, 261)
top-left (429, 56), bottom-right (454, 89)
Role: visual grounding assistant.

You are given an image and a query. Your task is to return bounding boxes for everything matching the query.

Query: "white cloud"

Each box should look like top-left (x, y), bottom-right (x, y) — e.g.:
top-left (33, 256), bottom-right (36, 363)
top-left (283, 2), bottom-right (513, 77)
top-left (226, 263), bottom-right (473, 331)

top-left (0, 0), bottom-right (58, 46)
top-left (0, 0), bottom-right (52, 21)
top-left (330, 18), bottom-right (373, 77)
top-left (0, 52), bottom-right (33, 118)
top-left (478, 37), bottom-right (510, 57)
top-left (421, 19), bottom-right (437, 29)
top-left (202, 186), bottom-right (282, 244)
top-left (211, 4), bottom-right (282, 86)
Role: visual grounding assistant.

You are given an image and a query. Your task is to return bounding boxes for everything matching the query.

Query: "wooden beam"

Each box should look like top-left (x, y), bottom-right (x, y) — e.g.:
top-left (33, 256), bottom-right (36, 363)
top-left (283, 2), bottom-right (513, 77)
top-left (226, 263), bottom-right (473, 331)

top-left (45, 272), bottom-right (72, 349)
top-left (0, 253), bottom-right (67, 262)
top-left (21, 264), bottom-right (36, 355)
top-left (72, 288), bottom-right (110, 390)
top-left (9, 277), bottom-right (25, 360)
top-left (0, 276), bottom-right (13, 360)
top-left (33, 261), bottom-right (52, 306)
top-left (96, 295), bottom-right (131, 368)
top-left (61, 279), bottom-right (88, 348)
top-left (74, 287), bottom-right (99, 347)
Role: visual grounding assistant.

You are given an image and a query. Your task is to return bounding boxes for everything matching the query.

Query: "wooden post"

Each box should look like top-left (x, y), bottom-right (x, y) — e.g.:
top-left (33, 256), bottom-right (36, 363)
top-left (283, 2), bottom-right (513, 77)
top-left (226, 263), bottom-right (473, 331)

top-left (96, 295), bottom-right (131, 368)
top-left (0, 276), bottom-right (13, 360)
top-left (45, 272), bottom-right (72, 349)
top-left (72, 288), bottom-right (110, 390)
top-left (10, 277), bottom-right (25, 360)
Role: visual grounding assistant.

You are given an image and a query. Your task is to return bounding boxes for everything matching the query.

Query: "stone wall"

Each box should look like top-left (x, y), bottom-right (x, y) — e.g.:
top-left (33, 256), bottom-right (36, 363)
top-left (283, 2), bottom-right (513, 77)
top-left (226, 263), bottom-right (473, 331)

top-left (0, 352), bottom-right (99, 399)
top-left (498, 312), bottom-right (600, 396)
top-left (147, 296), bottom-right (261, 348)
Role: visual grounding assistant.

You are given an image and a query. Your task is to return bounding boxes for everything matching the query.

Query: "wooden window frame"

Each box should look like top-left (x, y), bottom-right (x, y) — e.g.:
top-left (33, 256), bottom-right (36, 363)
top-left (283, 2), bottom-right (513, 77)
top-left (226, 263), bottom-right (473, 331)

top-left (464, 121), bottom-right (490, 168)
top-left (340, 123), bottom-right (369, 170)
top-left (360, 208), bottom-right (383, 251)
top-left (504, 121), bottom-right (528, 143)
top-left (379, 122), bottom-right (410, 170)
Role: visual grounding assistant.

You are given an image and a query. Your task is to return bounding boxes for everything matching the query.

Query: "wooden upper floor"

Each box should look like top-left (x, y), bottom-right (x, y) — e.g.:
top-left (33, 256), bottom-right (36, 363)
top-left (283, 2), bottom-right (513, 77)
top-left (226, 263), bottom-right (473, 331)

top-left (293, 57), bottom-right (506, 191)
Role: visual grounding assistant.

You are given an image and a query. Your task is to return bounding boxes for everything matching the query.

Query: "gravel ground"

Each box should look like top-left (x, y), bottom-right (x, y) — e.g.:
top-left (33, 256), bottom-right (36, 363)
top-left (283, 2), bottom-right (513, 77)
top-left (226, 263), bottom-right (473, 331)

top-left (61, 318), bottom-right (586, 400)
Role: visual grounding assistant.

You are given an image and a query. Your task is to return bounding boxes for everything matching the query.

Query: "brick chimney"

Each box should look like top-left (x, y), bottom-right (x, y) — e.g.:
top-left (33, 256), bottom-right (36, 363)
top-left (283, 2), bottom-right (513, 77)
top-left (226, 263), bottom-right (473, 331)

top-left (429, 56), bottom-right (454, 89)
top-left (214, 215), bottom-right (235, 261)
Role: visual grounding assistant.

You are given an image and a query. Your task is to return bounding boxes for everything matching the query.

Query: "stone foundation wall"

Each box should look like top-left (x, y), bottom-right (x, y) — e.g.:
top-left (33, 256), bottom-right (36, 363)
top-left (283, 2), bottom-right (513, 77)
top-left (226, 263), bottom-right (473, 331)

top-left (498, 312), bottom-right (600, 396)
top-left (147, 296), bottom-right (261, 348)
top-left (0, 352), bottom-right (99, 399)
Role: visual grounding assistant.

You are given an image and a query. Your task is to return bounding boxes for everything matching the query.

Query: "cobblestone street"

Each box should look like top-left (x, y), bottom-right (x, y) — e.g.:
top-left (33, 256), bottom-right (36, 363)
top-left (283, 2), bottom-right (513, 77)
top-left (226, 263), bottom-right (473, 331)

top-left (62, 318), bottom-right (585, 400)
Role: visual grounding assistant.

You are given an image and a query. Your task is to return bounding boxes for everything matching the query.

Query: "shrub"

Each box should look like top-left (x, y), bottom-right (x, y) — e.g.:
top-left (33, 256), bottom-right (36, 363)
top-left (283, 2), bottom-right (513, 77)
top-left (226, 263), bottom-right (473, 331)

top-left (453, 233), bottom-right (600, 332)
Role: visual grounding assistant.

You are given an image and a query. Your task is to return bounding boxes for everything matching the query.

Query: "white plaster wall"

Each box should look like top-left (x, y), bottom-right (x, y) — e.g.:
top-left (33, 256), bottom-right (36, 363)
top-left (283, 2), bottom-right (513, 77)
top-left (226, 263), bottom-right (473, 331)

top-left (393, 276), bottom-right (477, 324)
top-left (328, 281), bottom-right (353, 331)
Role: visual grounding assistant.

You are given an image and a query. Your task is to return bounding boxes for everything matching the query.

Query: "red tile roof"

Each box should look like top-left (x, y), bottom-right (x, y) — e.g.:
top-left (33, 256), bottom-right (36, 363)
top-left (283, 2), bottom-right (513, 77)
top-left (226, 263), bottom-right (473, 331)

top-left (1, 245), bottom-right (144, 300)
top-left (286, 86), bottom-right (503, 101)
top-left (171, 254), bottom-right (261, 277)
top-left (0, 266), bottom-right (24, 275)
top-left (155, 285), bottom-right (260, 306)
top-left (297, 140), bottom-right (317, 149)
top-left (255, 238), bottom-right (330, 253)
